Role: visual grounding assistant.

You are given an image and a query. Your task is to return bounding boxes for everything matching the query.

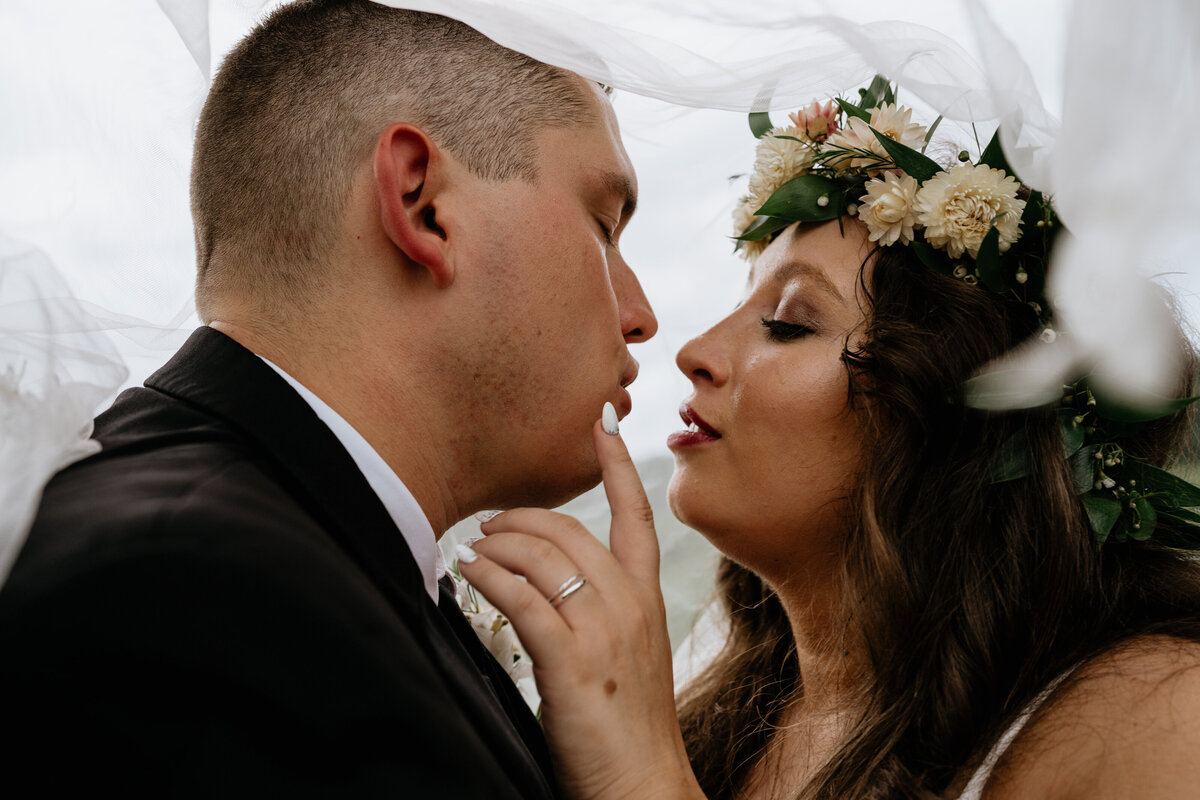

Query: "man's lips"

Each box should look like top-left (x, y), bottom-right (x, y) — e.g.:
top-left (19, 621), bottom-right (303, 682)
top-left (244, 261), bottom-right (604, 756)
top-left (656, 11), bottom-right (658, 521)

top-left (668, 403), bottom-right (721, 449)
top-left (613, 359), bottom-right (639, 418)
top-left (619, 358), bottom-right (639, 389)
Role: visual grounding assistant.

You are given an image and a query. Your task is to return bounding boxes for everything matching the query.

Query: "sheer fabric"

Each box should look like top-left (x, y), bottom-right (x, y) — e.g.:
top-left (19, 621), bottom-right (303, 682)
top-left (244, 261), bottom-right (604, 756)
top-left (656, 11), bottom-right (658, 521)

top-left (2, 0), bottom-right (1197, 590)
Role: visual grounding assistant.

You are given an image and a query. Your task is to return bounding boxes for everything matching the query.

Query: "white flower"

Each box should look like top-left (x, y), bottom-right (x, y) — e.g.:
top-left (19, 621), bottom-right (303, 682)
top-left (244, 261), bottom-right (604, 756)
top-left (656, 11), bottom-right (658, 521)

top-left (732, 196), bottom-right (768, 261)
top-left (747, 125), bottom-right (813, 209)
top-left (914, 164), bottom-right (1026, 258)
top-left (867, 103), bottom-right (927, 150)
top-left (463, 594), bottom-right (533, 681)
top-left (732, 196), bottom-right (756, 234)
top-left (859, 172), bottom-right (920, 246)
top-left (825, 103), bottom-right (927, 172)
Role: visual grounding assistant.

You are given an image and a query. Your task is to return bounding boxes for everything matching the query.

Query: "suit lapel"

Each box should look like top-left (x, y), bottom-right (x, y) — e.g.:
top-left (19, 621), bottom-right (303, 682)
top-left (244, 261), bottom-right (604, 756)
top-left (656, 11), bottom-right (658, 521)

top-left (429, 583), bottom-right (556, 798)
top-left (144, 327), bottom-right (556, 799)
top-left (435, 578), bottom-right (556, 786)
top-left (147, 326), bottom-right (425, 617)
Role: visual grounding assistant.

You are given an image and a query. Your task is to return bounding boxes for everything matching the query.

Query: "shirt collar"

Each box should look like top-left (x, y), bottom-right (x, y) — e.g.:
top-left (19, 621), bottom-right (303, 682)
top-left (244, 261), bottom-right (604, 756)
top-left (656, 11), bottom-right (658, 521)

top-left (258, 355), bottom-right (444, 604)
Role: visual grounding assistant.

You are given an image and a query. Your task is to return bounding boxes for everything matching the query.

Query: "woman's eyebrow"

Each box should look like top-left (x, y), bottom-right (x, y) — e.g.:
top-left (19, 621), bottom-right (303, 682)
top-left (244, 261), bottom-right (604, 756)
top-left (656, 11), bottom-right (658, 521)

top-left (774, 258), bottom-right (844, 303)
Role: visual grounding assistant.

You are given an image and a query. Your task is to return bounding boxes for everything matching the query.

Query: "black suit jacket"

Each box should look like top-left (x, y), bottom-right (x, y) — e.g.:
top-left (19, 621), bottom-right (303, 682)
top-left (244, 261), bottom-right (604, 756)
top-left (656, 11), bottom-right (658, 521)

top-left (0, 327), bottom-right (557, 799)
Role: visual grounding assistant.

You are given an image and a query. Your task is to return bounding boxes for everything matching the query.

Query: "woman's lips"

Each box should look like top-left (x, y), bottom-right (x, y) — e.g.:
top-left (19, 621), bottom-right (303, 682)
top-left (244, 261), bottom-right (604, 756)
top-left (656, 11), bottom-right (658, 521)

top-left (667, 403), bottom-right (721, 449)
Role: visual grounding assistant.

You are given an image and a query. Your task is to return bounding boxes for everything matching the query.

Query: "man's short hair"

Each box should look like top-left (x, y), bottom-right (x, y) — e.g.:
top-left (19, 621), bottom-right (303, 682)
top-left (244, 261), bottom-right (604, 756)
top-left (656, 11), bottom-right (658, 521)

top-left (191, 0), bottom-right (598, 321)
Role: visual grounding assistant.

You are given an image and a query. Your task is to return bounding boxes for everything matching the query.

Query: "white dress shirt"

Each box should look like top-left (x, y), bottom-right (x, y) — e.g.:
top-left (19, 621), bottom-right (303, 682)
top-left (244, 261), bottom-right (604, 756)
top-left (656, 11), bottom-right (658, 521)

top-left (259, 356), bottom-right (445, 604)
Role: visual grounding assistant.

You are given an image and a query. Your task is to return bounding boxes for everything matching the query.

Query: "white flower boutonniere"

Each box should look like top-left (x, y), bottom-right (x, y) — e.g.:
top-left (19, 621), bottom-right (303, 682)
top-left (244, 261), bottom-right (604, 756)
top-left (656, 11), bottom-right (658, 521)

top-left (450, 565), bottom-right (540, 712)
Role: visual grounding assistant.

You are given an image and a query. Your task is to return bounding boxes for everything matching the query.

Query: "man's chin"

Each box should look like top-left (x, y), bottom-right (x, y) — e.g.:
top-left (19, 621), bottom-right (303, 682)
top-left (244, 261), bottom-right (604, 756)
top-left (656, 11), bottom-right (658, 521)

top-left (509, 458), bottom-right (603, 511)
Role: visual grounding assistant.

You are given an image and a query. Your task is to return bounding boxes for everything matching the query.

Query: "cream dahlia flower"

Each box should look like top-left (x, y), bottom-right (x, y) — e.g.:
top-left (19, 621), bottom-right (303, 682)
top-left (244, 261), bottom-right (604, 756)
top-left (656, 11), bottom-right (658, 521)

top-left (788, 100), bottom-right (840, 143)
top-left (732, 196), bottom-right (768, 260)
top-left (914, 164), bottom-right (1026, 258)
top-left (826, 103), bottom-right (927, 172)
top-left (859, 172), bottom-right (920, 246)
top-left (747, 125), bottom-right (814, 209)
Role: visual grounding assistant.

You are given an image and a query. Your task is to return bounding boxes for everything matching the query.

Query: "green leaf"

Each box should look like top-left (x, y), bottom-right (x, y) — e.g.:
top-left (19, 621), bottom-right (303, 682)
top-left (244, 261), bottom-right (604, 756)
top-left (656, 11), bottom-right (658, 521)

top-left (878, 78), bottom-right (897, 106)
top-left (922, 115), bottom-right (944, 152)
top-left (910, 240), bottom-right (952, 275)
top-left (733, 215), bottom-right (791, 243)
top-left (1020, 189), bottom-right (1044, 233)
top-left (987, 428), bottom-right (1032, 484)
top-left (979, 129), bottom-right (1018, 180)
top-left (1120, 461), bottom-right (1200, 508)
top-left (974, 224), bottom-right (1006, 292)
top-left (962, 368), bottom-right (1064, 410)
top-left (869, 129), bottom-right (942, 183)
top-left (859, 75), bottom-right (894, 110)
top-left (1159, 506), bottom-right (1200, 525)
top-left (749, 112), bottom-right (774, 139)
top-left (755, 174), bottom-right (843, 221)
top-left (1091, 383), bottom-right (1200, 424)
top-left (1069, 446), bottom-right (1099, 495)
top-left (1082, 493), bottom-right (1122, 545)
top-left (835, 97), bottom-right (871, 123)
top-left (1058, 409), bottom-right (1085, 458)
top-left (1131, 496), bottom-right (1157, 541)
top-left (1153, 508), bottom-right (1200, 549)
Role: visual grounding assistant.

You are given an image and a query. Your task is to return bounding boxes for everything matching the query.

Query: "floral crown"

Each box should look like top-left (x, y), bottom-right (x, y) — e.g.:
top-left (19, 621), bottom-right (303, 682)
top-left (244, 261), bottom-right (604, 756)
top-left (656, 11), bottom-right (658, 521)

top-left (735, 76), bottom-right (1058, 337)
top-left (734, 77), bottom-right (1200, 549)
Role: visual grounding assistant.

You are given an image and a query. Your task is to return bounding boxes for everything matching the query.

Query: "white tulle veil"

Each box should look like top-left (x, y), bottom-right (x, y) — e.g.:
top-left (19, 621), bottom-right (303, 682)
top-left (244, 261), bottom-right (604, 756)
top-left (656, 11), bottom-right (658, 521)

top-left (2, 0), bottom-right (1198, 598)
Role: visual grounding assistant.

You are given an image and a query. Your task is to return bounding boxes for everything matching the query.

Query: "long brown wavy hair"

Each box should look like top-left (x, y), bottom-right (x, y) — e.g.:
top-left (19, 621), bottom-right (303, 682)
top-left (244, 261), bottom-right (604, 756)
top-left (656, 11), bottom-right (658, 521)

top-left (675, 242), bottom-right (1200, 799)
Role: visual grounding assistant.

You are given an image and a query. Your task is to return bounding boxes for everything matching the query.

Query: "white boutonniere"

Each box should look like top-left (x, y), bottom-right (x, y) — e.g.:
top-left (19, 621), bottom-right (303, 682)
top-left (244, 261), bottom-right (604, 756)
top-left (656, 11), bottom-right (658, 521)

top-left (449, 565), bottom-right (540, 712)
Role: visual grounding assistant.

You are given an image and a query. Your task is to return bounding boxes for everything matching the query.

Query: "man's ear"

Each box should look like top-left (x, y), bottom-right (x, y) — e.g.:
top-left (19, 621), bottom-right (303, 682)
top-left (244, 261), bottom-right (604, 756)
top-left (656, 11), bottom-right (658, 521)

top-left (373, 123), bottom-right (453, 288)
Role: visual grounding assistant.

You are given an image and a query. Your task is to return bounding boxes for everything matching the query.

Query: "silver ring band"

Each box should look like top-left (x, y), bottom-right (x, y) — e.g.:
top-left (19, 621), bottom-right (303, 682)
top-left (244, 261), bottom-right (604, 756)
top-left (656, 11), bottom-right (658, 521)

top-left (547, 573), bottom-right (588, 608)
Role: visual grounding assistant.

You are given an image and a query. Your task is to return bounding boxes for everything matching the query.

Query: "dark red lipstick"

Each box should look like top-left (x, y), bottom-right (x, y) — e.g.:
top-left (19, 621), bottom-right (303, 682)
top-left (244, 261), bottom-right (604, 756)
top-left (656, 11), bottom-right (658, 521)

top-left (668, 403), bottom-right (721, 449)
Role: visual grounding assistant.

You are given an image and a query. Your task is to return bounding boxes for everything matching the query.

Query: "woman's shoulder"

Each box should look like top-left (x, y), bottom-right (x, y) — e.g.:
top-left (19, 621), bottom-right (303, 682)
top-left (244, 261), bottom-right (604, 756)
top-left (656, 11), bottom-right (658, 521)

top-left (984, 635), bottom-right (1200, 799)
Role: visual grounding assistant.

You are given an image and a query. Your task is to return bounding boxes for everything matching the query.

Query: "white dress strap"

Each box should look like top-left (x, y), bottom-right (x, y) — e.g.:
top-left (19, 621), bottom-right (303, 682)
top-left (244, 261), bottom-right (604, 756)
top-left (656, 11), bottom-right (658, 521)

top-left (956, 671), bottom-right (1073, 799)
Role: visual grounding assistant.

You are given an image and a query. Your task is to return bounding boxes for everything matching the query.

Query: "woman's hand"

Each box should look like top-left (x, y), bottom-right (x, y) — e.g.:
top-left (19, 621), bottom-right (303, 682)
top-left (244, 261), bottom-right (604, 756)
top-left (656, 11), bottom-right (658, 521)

top-left (456, 406), bottom-right (705, 800)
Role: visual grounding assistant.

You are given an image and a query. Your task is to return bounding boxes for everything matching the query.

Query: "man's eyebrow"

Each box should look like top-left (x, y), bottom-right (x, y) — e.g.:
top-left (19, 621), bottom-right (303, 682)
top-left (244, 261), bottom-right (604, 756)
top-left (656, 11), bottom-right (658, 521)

top-left (595, 170), bottom-right (637, 222)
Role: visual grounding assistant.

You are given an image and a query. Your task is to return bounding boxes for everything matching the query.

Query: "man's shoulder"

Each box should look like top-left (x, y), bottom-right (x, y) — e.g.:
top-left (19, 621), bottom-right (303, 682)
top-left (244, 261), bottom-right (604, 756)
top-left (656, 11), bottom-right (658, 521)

top-left (15, 384), bottom-right (335, 597)
top-left (4, 385), bottom-right (415, 673)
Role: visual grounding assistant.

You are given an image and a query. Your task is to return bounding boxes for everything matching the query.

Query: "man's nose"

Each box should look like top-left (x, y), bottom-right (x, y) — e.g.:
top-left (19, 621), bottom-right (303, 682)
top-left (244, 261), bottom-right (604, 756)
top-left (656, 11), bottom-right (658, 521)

top-left (613, 260), bottom-right (657, 343)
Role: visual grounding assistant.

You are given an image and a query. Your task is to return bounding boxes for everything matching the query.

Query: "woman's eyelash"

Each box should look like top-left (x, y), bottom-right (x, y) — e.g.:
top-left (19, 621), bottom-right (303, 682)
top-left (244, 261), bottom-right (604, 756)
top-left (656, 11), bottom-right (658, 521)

top-left (761, 317), bottom-right (814, 341)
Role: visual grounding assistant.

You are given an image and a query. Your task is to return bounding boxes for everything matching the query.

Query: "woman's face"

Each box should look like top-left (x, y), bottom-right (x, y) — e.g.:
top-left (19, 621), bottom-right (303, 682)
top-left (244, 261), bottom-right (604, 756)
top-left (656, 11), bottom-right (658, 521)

top-left (667, 219), bottom-right (873, 584)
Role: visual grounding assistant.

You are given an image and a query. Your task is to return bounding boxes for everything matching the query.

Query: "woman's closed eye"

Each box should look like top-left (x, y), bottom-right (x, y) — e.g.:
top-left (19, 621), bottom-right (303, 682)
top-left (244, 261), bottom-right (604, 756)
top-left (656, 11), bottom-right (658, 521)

top-left (761, 317), bottom-right (814, 342)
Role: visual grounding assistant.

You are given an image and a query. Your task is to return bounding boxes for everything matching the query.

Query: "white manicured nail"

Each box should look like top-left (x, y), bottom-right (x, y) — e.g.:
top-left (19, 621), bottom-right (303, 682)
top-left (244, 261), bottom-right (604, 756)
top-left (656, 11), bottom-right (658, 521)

top-left (455, 544), bottom-right (478, 564)
top-left (602, 401), bottom-right (619, 435)
top-left (475, 510), bottom-right (501, 522)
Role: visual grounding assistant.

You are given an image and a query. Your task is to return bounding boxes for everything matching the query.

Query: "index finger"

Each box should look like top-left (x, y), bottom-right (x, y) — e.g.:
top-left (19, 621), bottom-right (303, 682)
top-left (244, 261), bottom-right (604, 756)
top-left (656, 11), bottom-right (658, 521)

top-left (595, 402), bottom-right (659, 584)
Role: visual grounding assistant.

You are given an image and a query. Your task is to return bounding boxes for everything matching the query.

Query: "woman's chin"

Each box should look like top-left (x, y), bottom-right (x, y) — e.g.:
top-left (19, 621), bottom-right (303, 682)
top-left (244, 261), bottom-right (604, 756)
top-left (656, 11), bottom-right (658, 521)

top-left (666, 469), bottom-right (704, 529)
top-left (667, 475), bottom-right (726, 545)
